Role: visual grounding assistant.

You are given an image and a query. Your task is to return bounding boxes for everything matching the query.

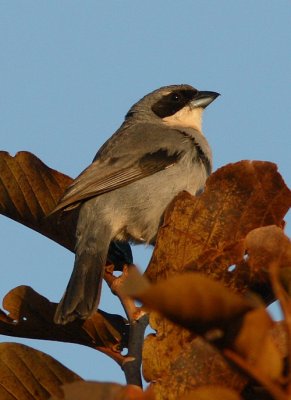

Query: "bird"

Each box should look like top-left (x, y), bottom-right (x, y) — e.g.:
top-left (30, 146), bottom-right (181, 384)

top-left (53, 84), bottom-right (219, 324)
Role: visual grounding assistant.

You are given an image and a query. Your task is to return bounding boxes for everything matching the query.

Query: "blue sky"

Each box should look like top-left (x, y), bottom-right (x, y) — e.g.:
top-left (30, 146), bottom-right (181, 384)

top-left (0, 1), bottom-right (290, 384)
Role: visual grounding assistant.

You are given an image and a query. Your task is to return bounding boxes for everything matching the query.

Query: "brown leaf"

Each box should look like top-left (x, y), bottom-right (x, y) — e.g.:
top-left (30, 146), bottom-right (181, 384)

top-left (122, 269), bottom-right (254, 331)
top-left (0, 285), bottom-right (128, 364)
top-left (0, 150), bottom-right (76, 251)
top-left (0, 151), bottom-right (132, 360)
top-left (0, 342), bottom-right (81, 400)
top-left (245, 226), bottom-right (291, 283)
top-left (242, 225), bottom-right (291, 307)
top-left (146, 161), bottom-right (291, 295)
top-left (50, 381), bottom-right (153, 400)
top-left (270, 322), bottom-right (288, 359)
top-left (143, 316), bottom-right (247, 400)
top-left (0, 150), bottom-right (132, 264)
top-left (224, 350), bottom-right (287, 400)
top-left (233, 308), bottom-right (283, 380)
top-left (142, 162), bottom-right (290, 399)
top-left (180, 385), bottom-right (242, 400)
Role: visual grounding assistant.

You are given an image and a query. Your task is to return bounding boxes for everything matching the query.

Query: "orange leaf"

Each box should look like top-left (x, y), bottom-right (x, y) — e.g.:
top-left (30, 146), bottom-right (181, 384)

top-left (141, 161), bottom-right (291, 398)
top-left (146, 161), bottom-right (291, 296)
top-left (180, 385), bottom-right (242, 400)
top-left (246, 225), bottom-right (291, 276)
top-left (0, 342), bottom-right (81, 400)
top-left (243, 225), bottom-right (291, 306)
top-left (0, 285), bottom-right (128, 365)
top-left (0, 151), bottom-right (132, 360)
top-left (122, 272), bottom-right (249, 398)
top-left (0, 151), bottom-right (76, 250)
top-left (0, 150), bottom-right (132, 263)
top-left (123, 269), bottom-right (254, 331)
top-left (144, 322), bottom-right (247, 399)
top-left (233, 308), bottom-right (283, 380)
top-left (50, 381), bottom-right (153, 400)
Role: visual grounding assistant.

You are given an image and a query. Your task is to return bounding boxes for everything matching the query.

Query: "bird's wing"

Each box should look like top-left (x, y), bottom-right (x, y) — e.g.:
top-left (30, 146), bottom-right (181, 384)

top-left (53, 123), bottom-right (188, 213)
top-left (53, 149), bottom-right (181, 212)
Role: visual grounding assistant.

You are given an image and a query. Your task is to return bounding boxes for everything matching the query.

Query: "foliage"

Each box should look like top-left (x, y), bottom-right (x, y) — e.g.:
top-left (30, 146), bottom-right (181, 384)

top-left (0, 151), bottom-right (290, 399)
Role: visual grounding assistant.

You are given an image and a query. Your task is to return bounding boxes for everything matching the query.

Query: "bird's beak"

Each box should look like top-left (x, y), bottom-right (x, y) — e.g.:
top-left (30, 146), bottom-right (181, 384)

top-left (191, 91), bottom-right (220, 109)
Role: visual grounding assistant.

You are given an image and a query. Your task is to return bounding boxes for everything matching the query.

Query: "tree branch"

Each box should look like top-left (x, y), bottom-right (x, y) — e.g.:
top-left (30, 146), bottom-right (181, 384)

top-left (104, 264), bottom-right (149, 386)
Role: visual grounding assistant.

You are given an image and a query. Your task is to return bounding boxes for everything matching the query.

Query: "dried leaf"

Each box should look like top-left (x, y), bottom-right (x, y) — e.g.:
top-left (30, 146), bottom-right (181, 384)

top-left (224, 350), bottom-right (287, 400)
top-left (144, 317), bottom-right (247, 400)
top-left (0, 150), bottom-right (132, 263)
top-left (0, 151), bottom-right (76, 250)
top-left (233, 308), bottom-right (283, 380)
top-left (180, 385), bottom-right (242, 400)
top-left (123, 270), bottom-right (254, 331)
top-left (142, 162), bottom-right (290, 399)
top-left (146, 161), bottom-right (291, 295)
top-left (0, 342), bottom-right (81, 400)
top-left (0, 151), bottom-right (132, 359)
top-left (246, 226), bottom-right (291, 285)
top-left (0, 286), bottom-right (128, 364)
top-left (270, 322), bottom-right (288, 358)
top-left (49, 381), bottom-right (153, 400)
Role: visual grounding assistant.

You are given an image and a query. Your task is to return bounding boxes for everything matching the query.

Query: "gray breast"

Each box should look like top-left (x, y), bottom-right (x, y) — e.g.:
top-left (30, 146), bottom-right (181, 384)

top-left (97, 152), bottom-right (208, 244)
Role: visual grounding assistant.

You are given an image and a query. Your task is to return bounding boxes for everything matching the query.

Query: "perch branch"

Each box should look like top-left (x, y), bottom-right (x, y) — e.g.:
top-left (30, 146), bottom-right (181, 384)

top-left (104, 264), bottom-right (149, 386)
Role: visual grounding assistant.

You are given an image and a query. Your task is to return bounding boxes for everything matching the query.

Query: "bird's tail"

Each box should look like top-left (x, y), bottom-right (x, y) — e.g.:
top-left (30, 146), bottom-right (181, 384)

top-left (54, 250), bottom-right (107, 325)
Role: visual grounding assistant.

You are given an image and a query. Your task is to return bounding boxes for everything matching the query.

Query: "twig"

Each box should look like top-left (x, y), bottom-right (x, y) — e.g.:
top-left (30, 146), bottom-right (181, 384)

top-left (122, 312), bottom-right (149, 386)
top-left (104, 264), bottom-right (149, 386)
top-left (105, 264), bottom-right (137, 321)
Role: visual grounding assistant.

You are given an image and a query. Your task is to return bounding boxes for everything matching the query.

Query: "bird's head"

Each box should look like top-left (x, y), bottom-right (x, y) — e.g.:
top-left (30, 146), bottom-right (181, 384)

top-left (125, 84), bottom-right (220, 132)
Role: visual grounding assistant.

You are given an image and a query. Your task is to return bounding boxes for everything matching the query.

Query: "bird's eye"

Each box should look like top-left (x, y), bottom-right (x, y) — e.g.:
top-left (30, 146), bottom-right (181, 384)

top-left (171, 93), bottom-right (181, 102)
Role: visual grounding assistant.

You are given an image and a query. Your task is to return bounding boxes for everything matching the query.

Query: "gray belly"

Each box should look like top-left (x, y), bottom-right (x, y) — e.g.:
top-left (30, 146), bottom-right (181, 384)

top-left (92, 157), bottom-right (208, 244)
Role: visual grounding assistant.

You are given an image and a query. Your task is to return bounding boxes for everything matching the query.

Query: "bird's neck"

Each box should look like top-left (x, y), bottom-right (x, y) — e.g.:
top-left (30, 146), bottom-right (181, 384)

top-left (162, 107), bottom-right (204, 133)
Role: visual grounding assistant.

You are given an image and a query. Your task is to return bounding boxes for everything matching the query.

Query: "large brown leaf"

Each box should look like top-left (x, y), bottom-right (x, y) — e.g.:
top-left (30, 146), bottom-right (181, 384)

top-left (232, 308), bottom-right (283, 380)
top-left (122, 269), bottom-right (254, 332)
top-left (0, 286), bottom-right (128, 365)
top-left (146, 161), bottom-right (291, 293)
top-left (0, 150), bottom-right (132, 263)
top-left (0, 151), bottom-right (132, 360)
top-left (143, 317), bottom-right (247, 400)
top-left (0, 342), bottom-right (81, 400)
top-left (142, 161), bottom-right (290, 399)
top-left (0, 151), bottom-right (76, 250)
top-left (122, 272), bottom-right (250, 398)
